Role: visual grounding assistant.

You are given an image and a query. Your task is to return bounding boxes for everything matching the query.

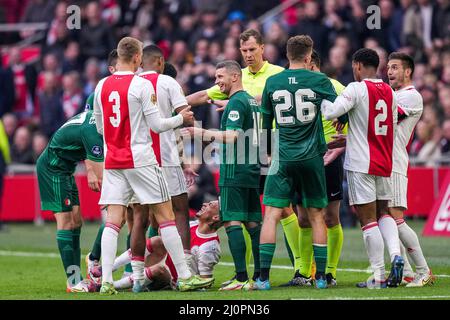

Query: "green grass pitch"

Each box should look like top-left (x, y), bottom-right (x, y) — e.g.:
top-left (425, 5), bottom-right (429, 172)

top-left (0, 220), bottom-right (449, 300)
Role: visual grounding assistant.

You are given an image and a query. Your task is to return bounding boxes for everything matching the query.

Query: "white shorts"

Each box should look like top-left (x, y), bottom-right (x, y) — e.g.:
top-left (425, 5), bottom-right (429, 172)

top-left (99, 165), bottom-right (170, 206)
top-left (388, 172), bottom-right (408, 209)
top-left (346, 170), bottom-right (392, 206)
top-left (128, 166), bottom-right (187, 204)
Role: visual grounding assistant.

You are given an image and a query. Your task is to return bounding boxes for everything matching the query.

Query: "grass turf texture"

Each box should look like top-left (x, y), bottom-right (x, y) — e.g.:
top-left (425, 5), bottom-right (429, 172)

top-left (0, 220), bottom-right (449, 300)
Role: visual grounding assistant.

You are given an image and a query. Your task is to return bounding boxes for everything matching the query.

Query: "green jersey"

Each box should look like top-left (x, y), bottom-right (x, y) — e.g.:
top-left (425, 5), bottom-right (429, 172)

top-left (85, 92), bottom-right (94, 111)
top-left (42, 111), bottom-right (104, 174)
top-left (219, 90), bottom-right (260, 188)
top-left (261, 69), bottom-right (337, 162)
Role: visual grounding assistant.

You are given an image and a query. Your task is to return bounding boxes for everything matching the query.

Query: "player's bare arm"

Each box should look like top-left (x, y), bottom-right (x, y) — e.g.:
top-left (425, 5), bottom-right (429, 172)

top-left (84, 159), bottom-right (103, 192)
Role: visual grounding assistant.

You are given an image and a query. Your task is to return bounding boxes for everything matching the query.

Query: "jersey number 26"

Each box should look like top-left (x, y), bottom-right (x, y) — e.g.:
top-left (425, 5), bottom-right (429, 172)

top-left (273, 89), bottom-right (316, 125)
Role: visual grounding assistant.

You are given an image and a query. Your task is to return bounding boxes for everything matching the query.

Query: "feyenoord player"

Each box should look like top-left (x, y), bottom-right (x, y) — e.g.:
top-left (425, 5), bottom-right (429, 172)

top-left (322, 48), bottom-right (400, 288)
top-left (385, 52), bottom-right (434, 287)
top-left (93, 37), bottom-right (212, 294)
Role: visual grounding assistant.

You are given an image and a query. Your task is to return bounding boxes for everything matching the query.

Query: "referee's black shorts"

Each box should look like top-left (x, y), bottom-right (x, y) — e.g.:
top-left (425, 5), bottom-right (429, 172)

top-left (325, 154), bottom-right (344, 202)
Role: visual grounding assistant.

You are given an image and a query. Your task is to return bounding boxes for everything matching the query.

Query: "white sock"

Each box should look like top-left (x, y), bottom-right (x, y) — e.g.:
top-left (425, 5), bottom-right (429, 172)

top-left (396, 219), bottom-right (429, 274)
top-left (378, 215), bottom-right (401, 262)
top-left (131, 257), bottom-right (145, 285)
top-left (101, 223), bottom-right (120, 284)
top-left (113, 249), bottom-right (132, 272)
top-left (400, 242), bottom-right (414, 276)
top-left (160, 221), bottom-right (191, 279)
top-left (362, 222), bottom-right (385, 282)
top-left (113, 275), bottom-right (133, 290)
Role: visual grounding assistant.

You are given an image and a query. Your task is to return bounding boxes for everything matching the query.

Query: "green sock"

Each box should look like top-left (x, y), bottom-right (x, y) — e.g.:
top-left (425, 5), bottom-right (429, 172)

top-left (148, 226), bottom-right (158, 238)
top-left (242, 226), bottom-right (252, 273)
top-left (313, 244), bottom-right (327, 275)
top-left (226, 225), bottom-right (248, 279)
top-left (246, 225), bottom-right (261, 276)
top-left (90, 223), bottom-right (104, 261)
top-left (259, 243), bottom-right (276, 281)
top-left (56, 229), bottom-right (76, 283)
top-left (72, 227), bottom-right (81, 272)
top-left (326, 224), bottom-right (343, 278)
top-left (124, 233), bottom-right (133, 273)
top-left (299, 227), bottom-right (313, 277)
top-left (281, 213), bottom-right (301, 271)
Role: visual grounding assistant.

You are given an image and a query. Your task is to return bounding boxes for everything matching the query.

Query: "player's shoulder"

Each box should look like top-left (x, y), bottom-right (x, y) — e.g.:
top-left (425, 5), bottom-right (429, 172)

top-left (396, 86), bottom-right (423, 108)
top-left (266, 62), bottom-right (285, 74)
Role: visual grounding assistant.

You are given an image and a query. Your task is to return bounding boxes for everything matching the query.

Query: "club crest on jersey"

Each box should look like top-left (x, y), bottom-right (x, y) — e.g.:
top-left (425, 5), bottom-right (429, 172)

top-left (151, 94), bottom-right (157, 104)
top-left (64, 198), bottom-right (71, 206)
top-left (92, 145), bottom-right (103, 157)
top-left (228, 110), bottom-right (240, 121)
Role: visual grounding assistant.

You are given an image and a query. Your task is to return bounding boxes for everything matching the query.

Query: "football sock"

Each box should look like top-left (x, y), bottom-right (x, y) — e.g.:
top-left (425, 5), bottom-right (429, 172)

top-left (124, 233), bottom-right (133, 273)
top-left (396, 219), bottom-right (429, 273)
top-left (131, 256), bottom-right (145, 286)
top-left (313, 244), bottom-right (327, 275)
top-left (246, 225), bottom-right (261, 277)
top-left (113, 249), bottom-right (132, 272)
top-left (147, 225), bottom-right (158, 238)
top-left (72, 227), bottom-right (81, 269)
top-left (90, 223), bottom-right (104, 261)
top-left (243, 226), bottom-right (252, 274)
top-left (362, 222), bottom-right (385, 282)
top-left (56, 229), bottom-right (76, 281)
top-left (299, 227), bottom-right (313, 277)
top-left (378, 215), bottom-right (400, 262)
top-left (284, 234), bottom-right (295, 268)
top-left (400, 242), bottom-right (414, 276)
top-left (226, 225), bottom-right (248, 281)
top-left (160, 221), bottom-right (191, 279)
top-left (259, 243), bottom-right (276, 281)
top-left (101, 223), bottom-right (120, 284)
top-left (281, 213), bottom-right (301, 271)
top-left (113, 275), bottom-right (133, 290)
top-left (326, 224), bottom-right (343, 278)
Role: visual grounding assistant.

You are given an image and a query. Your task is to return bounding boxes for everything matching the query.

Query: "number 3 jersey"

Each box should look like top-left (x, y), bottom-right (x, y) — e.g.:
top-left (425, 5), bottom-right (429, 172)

top-left (260, 69), bottom-right (337, 162)
top-left (93, 71), bottom-right (160, 169)
top-left (322, 79), bottom-right (398, 177)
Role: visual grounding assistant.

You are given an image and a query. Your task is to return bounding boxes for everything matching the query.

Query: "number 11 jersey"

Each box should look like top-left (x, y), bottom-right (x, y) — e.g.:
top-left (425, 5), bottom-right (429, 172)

top-left (260, 69), bottom-right (337, 162)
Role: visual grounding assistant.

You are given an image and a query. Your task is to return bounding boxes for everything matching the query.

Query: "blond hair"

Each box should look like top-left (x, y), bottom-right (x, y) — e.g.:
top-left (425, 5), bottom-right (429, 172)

top-left (117, 37), bottom-right (143, 63)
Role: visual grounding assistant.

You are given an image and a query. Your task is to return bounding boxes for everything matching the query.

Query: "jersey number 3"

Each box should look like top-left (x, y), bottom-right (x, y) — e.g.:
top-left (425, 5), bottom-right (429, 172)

top-left (109, 91), bottom-right (121, 127)
top-left (274, 89), bottom-right (316, 125)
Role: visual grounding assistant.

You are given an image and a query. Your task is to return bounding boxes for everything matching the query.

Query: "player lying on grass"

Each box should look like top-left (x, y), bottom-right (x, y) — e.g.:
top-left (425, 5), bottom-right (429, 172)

top-left (89, 201), bottom-right (222, 291)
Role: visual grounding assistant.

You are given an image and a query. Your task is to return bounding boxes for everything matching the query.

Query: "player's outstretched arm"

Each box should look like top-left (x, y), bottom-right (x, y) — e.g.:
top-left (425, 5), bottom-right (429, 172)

top-left (182, 127), bottom-right (238, 144)
top-left (186, 90), bottom-right (210, 107)
top-left (321, 84), bottom-right (358, 121)
top-left (144, 107), bottom-right (194, 133)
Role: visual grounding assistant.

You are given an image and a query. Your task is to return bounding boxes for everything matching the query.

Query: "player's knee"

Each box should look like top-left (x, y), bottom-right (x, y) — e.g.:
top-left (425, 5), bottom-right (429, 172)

top-left (324, 214), bottom-right (339, 228)
top-left (298, 214), bottom-right (311, 228)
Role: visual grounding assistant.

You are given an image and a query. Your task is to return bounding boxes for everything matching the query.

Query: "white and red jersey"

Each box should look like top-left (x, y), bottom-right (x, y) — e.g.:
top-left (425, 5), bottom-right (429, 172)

top-left (139, 71), bottom-right (187, 167)
top-left (323, 78), bottom-right (397, 177)
top-left (164, 221), bottom-right (221, 281)
top-left (93, 71), bottom-right (159, 169)
top-left (393, 86), bottom-right (423, 176)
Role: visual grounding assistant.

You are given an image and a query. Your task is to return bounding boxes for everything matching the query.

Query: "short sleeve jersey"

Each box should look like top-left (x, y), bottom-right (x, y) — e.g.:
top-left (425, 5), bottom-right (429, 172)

top-left (219, 90), bottom-right (260, 188)
top-left (46, 111), bottom-right (104, 174)
top-left (84, 92), bottom-right (95, 111)
top-left (261, 69), bottom-right (337, 162)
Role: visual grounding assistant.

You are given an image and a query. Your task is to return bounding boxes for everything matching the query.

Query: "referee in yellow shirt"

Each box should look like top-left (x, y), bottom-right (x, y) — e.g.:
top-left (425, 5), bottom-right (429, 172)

top-left (187, 29), bottom-right (302, 288)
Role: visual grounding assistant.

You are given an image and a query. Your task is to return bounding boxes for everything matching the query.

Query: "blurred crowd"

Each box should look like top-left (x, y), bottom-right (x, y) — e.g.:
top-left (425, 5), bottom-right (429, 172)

top-left (0, 0), bottom-right (449, 182)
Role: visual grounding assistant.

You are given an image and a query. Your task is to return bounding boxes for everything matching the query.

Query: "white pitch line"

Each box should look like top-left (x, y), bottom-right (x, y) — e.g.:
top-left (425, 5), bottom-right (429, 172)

top-left (1, 250), bottom-right (449, 278)
top-left (291, 296), bottom-right (450, 300)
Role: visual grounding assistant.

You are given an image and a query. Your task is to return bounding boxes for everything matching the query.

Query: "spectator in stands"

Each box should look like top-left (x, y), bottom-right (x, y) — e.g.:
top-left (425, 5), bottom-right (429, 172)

top-left (0, 56), bottom-right (15, 117)
top-left (82, 58), bottom-right (101, 97)
top-left (2, 113), bottom-right (18, 145)
top-left (37, 52), bottom-right (62, 92)
top-left (31, 131), bottom-right (48, 163)
top-left (38, 71), bottom-right (64, 138)
top-left (410, 120), bottom-right (442, 166)
top-left (10, 126), bottom-right (33, 164)
top-left (265, 21), bottom-right (288, 59)
top-left (20, 0), bottom-right (57, 39)
top-left (62, 71), bottom-right (84, 120)
top-left (439, 87), bottom-right (450, 118)
top-left (186, 156), bottom-right (218, 212)
top-left (79, 1), bottom-right (115, 67)
top-left (326, 45), bottom-right (353, 85)
top-left (175, 15), bottom-right (196, 43)
top-left (440, 118), bottom-right (450, 154)
top-left (62, 41), bottom-right (82, 74)
top-left (189, 10), bottom-right (223, 50)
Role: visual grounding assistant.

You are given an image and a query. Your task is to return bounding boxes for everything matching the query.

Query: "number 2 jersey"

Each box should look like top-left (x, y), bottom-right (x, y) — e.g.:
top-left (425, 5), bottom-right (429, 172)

top-left (260, 69), bottom-right (337, 162)
top-left (322, 79), bottom-right (398, 177)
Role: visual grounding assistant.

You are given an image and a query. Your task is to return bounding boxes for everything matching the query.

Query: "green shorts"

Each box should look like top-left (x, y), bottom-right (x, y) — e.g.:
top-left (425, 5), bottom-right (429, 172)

top-left (36, 156), bottom-right (79, 213)
top-left (219, 186), bottom-right (262, 222)
top-left (263, 156), bottom-right (328, 209)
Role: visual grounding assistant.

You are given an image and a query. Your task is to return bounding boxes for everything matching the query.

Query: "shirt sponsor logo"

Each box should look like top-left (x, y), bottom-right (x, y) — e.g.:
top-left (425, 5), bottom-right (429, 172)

top-left (228, 110), bottom-right (240, 121)
top-left (151, 94), bottom-right (157, 104)
top-left (92, 145), bottom-right (103, 157)
top-left (249, 99), bottom-right (259, 106)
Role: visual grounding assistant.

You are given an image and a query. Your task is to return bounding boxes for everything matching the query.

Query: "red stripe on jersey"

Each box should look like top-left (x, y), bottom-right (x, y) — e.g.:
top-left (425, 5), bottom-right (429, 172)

top-left (190, 224), bottom-right (220, 247)
top-left (139, 73), bottom-right (161, 166)
top-left (365, 80), bottom-right (394, 177)
top-left (101, 74), bottom-right (135, 169)
top-left (165, 254), bottom-right (178, 281)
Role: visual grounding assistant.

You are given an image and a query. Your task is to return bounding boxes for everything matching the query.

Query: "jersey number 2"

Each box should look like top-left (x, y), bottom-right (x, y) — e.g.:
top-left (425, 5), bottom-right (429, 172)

top-left (374, 100), bottom-right (388, 136)
top-left (109, 91), bottom-right (121, 127)
top-left (274, 89), bottom-right (316, 125)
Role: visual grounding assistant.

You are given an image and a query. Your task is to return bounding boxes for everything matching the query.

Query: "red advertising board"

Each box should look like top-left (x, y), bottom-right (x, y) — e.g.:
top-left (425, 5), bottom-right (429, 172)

top-left (423, 173), bottom-right (450, 237)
